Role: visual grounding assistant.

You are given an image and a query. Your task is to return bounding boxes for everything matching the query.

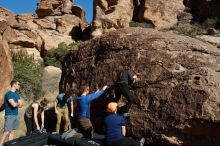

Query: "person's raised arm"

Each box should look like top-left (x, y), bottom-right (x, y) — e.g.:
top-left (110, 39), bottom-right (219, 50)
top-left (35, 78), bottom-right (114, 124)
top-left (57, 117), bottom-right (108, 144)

top-left (86, 85), bottom-right (108, 102)
top-left (128, 70), bottom-right (138, 83)
top-left (33, 103), bottom-right (40, 130)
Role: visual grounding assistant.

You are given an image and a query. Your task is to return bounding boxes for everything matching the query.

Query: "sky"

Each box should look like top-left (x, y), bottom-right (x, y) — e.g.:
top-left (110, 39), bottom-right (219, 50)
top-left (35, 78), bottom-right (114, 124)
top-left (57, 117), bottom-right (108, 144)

top-left (0, 0), bottom-right (93, 22)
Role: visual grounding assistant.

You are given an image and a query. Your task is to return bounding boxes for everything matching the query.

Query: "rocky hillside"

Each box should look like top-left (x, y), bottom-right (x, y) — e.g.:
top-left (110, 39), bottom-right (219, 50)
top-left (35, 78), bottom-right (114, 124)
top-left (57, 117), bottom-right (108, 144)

top-left (0, 0), bottom-right (86, 104)
top-left (92, 0), bottom-right (185, 37)
top-left (61, 27), bottom-right (220, 146)
top-left (0, 0), bottom-right (220, 143)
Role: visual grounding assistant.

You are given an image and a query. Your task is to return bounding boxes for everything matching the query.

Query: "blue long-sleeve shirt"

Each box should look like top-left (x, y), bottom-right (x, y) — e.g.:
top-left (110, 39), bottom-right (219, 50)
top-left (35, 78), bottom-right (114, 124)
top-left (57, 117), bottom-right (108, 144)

top-left (77, 89), bottom-right (105, 118)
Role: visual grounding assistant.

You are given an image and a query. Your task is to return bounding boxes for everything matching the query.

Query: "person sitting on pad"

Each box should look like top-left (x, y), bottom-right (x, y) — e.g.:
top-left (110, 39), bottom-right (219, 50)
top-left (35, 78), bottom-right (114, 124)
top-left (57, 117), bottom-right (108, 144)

top-left (104, 102), bottom-right (145, 146)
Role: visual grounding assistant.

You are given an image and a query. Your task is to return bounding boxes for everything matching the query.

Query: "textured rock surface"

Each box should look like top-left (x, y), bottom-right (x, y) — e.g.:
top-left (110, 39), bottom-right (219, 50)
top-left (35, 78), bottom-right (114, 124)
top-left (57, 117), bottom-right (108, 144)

top-left (0, 5), bottom-right (86, 106)
top-left (42, 66), bottom-right (61, 102)
top-left (136, 0), bottom-right (185, 29)
top-left (91, 0), bottom-right (134, 37)
top-left (36, 0), bottom-right (74, 18)
top-left (61, 27), bottom-right (220, 146)
top-left (0, 40), bottom-right (13, 105)
top-left (190, 0), bottom-right (220, 19)
top-left (0, 5), bottom-right (86, 52)
top-left (197, 35), bottom-right (220, 47)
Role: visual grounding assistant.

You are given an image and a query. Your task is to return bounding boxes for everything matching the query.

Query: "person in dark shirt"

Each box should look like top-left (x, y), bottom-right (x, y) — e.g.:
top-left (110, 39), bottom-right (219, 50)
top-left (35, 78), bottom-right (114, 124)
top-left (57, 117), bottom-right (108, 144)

top-left (104, 102), bottom-right (144, 146)
top-left (77, 85), bottom-right (108, 139)
top-left (114, 69), bottom-right (138, 117)
top-left (24, 98), bottom-right (48, 135)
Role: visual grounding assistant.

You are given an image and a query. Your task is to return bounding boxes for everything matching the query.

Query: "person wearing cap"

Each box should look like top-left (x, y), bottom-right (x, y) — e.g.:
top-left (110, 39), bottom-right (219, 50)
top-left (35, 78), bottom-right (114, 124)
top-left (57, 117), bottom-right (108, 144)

top-left (104, 102), bottom-right (144, 146)
top-left (77, 85), bottom-right (108, 139)
top-left (24, 98), bottom-right (49, 135)
top-left (114, 69), bottom-right (138, 117)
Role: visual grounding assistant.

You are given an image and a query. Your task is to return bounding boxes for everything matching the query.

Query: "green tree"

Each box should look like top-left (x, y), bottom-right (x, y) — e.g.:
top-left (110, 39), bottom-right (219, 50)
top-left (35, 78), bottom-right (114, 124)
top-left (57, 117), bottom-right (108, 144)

top-left (12, 51), bottom-right (44, 101)
top-left (43, 42), bottom-right (79, 68)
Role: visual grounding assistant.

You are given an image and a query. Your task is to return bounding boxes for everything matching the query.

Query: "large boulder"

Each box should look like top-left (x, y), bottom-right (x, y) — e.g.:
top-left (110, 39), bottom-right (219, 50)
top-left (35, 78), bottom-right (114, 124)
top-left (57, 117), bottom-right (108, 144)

top-left (0, 40), bottom-right (13, 105)
top-left (72, 5), bottom-right (86, 28)
top-left (91, 0), bottom-right (134, 37)
top-left (190, 0), bottom-right (220, 20)
top-left (60, 27), bottom-right (220, 146)
top-left (136, 0), bottom-right (185, 29)
top-left (42, 66), bottom-right (61, 102)
top-left (0, 5), bottom-right (86, 59)
top-left (36, 0), bottom-right (74, 18)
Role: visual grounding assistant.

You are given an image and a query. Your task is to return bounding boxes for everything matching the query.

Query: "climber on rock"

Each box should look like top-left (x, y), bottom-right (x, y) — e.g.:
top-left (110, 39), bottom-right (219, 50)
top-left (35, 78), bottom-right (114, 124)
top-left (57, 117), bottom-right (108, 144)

top-left (114, 69), bottom-right (138, 117)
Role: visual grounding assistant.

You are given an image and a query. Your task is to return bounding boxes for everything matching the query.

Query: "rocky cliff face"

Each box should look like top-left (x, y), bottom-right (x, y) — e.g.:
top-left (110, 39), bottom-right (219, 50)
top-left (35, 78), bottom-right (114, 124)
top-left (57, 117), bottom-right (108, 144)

top-left (36, 0), bottom-right (74, 18)
top-left (61, 27), bottom-right (220, 146)
top-left (92, 0), bottom-right (185, 37)
top-left (0, 0), bottom-right (86, 60)
top-left (0, 0), bottom-right (86, 105)
top-left (0, 40), bottom-right (13, 106)
top-left (91, 0), bottom-right (134, 38)
top-left (136, 0), bottom-right (185, 29)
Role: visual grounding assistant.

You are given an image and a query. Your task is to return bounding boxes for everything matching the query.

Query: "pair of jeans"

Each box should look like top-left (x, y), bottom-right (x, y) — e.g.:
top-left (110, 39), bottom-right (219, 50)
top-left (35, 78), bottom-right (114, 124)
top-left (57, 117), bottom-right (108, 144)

top-left (56, 108), bottom-right (69, 133)
top-left (115, 83), bottom-right (133, 113)
top-left (77, 118), bottom-right (93, 139)
top-left (24, 114), bottom-right (33, 135)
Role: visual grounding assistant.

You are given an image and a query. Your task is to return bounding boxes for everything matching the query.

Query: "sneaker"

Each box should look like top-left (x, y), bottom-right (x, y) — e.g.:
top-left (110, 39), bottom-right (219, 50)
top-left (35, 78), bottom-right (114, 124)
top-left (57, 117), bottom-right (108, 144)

top-left (123, 112), bottom-right (130, 117)
top-left (140, 137), bottom-right (145, 146)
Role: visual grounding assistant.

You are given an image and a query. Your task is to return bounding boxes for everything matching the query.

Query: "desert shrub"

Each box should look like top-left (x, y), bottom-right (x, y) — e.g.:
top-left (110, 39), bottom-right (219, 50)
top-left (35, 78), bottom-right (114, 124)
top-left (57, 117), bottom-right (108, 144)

top-left (43, 42), bottom-right (79, 68)
top-left (129, 21), bottom-right (154, 28)
top-left (12, 51), bottom-right (44, 101)
top-left (202, 17), bottom-right (220, 29)
top-left (172, 23), bottom-right (204, 37)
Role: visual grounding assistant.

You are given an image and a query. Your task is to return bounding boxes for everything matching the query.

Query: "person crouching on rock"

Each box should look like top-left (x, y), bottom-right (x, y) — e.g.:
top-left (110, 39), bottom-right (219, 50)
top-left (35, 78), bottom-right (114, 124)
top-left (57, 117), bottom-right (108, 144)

top-left (54, 91), bottom-right (74, 133)
top-left (24, 98), bottom-right (49, 135)
top-left (77, 85), bottom-right (108, 139)
top-left (104, 102), bottom-right (144, 146)
top-left (114, 69), bottom-right (138, 117)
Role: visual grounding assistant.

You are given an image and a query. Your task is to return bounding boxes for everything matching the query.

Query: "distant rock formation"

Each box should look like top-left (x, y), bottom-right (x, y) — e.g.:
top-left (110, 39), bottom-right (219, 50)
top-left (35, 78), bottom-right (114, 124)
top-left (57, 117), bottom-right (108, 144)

top-left (135, 0), bottom-right (185, 29)
top-left (91, 0), bottom-right (134, 37)
top-left (92, 0), bottom-right (185, 37)
top-left (0, 2), bottom-right (86, 104)
top-left (36, 0), bottom-right (74, 18)
top-left (190, 0), bottom-right (220, 20)
top-left (0, 40), bottom-right (13, 106)
top-left (0, 4), bottom-right (86, 55)
top-left (61, 27), bottom-right (220, 146)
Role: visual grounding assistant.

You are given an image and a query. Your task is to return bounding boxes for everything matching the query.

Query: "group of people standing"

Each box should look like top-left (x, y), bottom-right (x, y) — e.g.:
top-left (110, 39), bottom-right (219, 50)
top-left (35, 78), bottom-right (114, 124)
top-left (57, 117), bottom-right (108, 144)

top-left (0, 69), bottom-right (145, 146)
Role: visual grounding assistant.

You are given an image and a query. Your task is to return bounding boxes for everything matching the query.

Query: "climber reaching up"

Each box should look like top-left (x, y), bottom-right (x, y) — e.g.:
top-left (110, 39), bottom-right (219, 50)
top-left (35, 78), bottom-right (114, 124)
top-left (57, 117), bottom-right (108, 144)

top-left (114, 69), bottom-right (138, 117)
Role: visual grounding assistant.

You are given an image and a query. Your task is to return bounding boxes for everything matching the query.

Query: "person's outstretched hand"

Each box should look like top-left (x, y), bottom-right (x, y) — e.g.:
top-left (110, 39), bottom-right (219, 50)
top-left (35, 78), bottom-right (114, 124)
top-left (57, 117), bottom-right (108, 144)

top-left (102, 85), bottom-right (108, 90)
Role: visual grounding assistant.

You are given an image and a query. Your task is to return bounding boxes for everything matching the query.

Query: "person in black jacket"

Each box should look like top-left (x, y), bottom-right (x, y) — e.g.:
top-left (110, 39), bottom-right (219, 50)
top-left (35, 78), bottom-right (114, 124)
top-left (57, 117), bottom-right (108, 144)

top-left (114, 69), bottom-right (138, 117)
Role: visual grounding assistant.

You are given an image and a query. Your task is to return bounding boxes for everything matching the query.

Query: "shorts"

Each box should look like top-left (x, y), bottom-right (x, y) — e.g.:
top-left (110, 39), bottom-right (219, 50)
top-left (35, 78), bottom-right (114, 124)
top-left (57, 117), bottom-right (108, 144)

top-left (4, 115), bottom-right (19, 132)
